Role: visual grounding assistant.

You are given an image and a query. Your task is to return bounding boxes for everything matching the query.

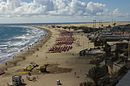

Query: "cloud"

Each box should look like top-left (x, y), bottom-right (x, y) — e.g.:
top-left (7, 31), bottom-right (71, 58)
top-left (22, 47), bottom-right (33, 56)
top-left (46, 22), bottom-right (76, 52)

top-left (48, 0), bottom-right (87, 16)
top-left (111, 8), bottom-right (123, 17)
top-left (0, 0), bottom-right (127, 18)
top-left (86, 2), bottom-right (106, 15)
top-left (0, 2), bottom-right (8, 14)
top-left (13, 2), bottom-right (47, 15)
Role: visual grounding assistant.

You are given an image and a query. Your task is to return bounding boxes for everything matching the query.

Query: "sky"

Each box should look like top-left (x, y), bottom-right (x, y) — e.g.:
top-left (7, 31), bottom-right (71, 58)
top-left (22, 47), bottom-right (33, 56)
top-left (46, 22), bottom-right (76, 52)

top-left (0, 0), bottom-right (129, 23)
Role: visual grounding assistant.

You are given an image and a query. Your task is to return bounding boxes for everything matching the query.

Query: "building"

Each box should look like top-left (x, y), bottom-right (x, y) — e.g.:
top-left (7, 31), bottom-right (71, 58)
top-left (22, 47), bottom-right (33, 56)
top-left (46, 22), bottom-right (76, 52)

top-left (116, 71), bottom-right (130, 86)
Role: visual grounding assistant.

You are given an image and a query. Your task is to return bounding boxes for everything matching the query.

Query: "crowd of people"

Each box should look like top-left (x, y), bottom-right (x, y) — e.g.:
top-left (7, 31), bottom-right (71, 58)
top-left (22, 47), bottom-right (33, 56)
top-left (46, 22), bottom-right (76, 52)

top-left (48, 30), bottom-right (74, 53)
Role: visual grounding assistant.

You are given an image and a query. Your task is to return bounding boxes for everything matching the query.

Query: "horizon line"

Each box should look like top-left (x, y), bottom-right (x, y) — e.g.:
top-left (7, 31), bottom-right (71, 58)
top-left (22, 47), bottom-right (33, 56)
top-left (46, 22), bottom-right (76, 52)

top-left (0, 21), bottom-right (129, 25)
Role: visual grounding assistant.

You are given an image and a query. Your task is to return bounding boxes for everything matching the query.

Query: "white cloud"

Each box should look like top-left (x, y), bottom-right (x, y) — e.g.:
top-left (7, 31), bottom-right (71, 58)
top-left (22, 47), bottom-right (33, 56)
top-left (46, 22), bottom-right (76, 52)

top-left (7, 0), bottom-right (21, 10)
top-left (0, 2), bottom-right (8, 14)
top-left (0, 0), bottom-right (127, 18)
top-left (13, 2), bottom-right (47, 15)
top-left (86, 2), bottom-right (106, 15)
top-left (112, 8), bottom-right (122, 17)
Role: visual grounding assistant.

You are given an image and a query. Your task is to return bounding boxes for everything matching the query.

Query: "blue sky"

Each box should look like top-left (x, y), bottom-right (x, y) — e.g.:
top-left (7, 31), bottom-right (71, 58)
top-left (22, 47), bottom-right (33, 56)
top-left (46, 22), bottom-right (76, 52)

top-left (0, 0), bottom-right (129, 23)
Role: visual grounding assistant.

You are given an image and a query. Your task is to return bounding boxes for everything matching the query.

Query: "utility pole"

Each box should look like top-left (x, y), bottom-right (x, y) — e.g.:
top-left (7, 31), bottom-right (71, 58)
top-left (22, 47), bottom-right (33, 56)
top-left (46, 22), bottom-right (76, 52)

top-left (82, 33), bottom-right (84, 50)
top-left (128, 36), bottom-right (130, 60)
top-left (93, 20), bottom-right (96, 28)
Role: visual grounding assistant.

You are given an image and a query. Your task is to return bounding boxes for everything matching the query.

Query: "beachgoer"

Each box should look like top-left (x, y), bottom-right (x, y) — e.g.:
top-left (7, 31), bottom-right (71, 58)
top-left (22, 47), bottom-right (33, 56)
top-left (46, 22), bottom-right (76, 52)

top-left (5, 62), bottom-right (7, 66)
top-left (74, 72), bottom-right (77, 76)
top-left (45, 56), bottom-right (48, 60)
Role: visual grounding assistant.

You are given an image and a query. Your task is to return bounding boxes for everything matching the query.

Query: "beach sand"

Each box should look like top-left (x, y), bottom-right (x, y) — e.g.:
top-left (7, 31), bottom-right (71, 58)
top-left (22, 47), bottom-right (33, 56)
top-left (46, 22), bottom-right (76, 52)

top-left (0, 22), bottom-right (129, 86)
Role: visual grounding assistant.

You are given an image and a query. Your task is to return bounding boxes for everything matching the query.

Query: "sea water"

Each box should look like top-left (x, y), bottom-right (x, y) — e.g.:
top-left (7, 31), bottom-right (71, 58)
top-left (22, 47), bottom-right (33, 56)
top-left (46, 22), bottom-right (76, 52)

top-left (0, 25), bottom-right (47, 63)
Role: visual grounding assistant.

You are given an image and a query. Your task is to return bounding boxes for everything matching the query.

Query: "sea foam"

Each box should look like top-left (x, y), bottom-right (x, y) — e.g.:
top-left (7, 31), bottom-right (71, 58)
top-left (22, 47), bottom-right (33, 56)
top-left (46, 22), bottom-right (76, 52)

top-left (0, 25), bottom-right (47, 63)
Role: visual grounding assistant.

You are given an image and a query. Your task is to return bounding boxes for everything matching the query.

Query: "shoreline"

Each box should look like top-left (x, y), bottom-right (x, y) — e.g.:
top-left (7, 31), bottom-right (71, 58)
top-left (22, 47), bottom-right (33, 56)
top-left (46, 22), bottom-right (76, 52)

top-left (0, 26), bottom-right (52, 69)
top-left (0, 23), bottom-right (129, 86)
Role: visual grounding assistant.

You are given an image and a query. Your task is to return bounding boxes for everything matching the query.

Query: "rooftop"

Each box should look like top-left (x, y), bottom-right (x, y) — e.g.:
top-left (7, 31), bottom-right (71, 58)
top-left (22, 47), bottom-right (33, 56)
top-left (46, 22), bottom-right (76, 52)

top-left (116, 71), bottom-right (130, 86)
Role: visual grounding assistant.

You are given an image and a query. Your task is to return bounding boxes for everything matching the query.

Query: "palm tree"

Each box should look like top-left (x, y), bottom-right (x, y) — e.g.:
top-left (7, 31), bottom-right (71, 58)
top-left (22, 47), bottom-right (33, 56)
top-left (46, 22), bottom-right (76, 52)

top-left (113, 23), bottom-right (116, 27)
top-left (108, 25), bottom-right (111, 28)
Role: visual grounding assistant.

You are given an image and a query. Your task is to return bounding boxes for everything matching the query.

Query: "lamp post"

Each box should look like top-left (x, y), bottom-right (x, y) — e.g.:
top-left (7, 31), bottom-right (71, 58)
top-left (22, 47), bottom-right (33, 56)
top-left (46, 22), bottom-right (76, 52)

top-left (82, 33), bottom-right (84, 50)
top-left (93, 20), bottom-right (96, 28)
top-left (128, 35), bottom-right (130, 60)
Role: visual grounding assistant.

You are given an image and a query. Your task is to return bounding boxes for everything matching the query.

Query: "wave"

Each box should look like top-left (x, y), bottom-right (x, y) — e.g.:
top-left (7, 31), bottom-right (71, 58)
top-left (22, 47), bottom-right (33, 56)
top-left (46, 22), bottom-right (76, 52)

top-left (0, 26), bottom-right (47, 63)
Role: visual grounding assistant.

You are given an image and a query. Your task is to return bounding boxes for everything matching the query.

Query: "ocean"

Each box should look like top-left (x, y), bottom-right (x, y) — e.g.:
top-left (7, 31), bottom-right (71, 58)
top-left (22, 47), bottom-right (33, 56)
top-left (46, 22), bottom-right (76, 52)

top-left (0, 25), bottom-right (47, 63)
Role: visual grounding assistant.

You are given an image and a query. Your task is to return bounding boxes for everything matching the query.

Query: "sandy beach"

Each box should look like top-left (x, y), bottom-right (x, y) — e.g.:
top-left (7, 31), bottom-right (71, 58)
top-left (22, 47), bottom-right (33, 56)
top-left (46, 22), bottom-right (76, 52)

top-left (0, 24), bottom-right (95, 86)
top-left (0, 22), bottom-right (129, 86)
